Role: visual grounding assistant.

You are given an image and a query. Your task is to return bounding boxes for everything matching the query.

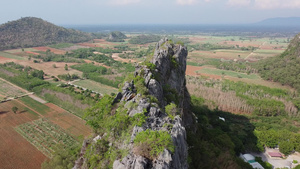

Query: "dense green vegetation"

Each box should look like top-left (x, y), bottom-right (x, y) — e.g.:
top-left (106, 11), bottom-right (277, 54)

top-left (32, 49), bottom-right (83, 63)
top-left (188, 96), bottom-right (254, 169)
top-left (0, 17), bottom-right (93, 50)
top-left (133, 130), bottom-right (174, 160)
top-left (71, 63), bottom-right (122, 88)
top-left (256, 33), bottom-right (300, 92)
top-left (188, 76), bottom-right (299, 117)
top-left (187, 43), bottom-right (235, 51)
top-left (0, 62), bottom-right (48, 91)
top-left (57, 73), bottom-right (80, 81)
top-left (0, 62), bottom-right (99, 117)
top-left (42, 143), bottom-right (82, 169)
top-left (82, 95), bottom-right (148, 168)
top-left (188, 75), bottom-right (300, 156)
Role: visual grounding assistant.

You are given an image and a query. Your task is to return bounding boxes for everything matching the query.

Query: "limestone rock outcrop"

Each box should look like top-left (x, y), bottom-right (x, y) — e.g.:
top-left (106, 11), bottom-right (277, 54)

top-left (74, 38), bottom-right (193, 169)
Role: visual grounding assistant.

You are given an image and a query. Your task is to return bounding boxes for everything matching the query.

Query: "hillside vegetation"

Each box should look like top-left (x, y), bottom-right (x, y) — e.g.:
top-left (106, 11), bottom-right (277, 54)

top-left (0, 17), bottom-right (93, 50)
top-left (256, 33), bottom-right (300, 91)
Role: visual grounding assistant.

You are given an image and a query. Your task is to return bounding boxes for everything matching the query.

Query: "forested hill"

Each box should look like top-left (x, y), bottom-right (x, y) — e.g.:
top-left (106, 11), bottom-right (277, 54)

top-left (0, 17), bottom-right (93, 50)
top-left (256, 32), bottom-right (300, 91)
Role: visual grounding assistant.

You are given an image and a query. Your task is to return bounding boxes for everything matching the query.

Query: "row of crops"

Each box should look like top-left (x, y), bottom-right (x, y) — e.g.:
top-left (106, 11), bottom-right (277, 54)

top-left (15, 118), bottom-right (78, 157)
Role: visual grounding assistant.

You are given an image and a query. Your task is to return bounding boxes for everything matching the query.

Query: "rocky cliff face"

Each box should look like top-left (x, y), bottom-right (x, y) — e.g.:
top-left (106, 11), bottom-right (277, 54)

top-left (74, 38), bottom-right (193, 169)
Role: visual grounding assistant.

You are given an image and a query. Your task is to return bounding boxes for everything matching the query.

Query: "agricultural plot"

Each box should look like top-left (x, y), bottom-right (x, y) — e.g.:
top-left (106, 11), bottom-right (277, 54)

top-left (0, 100), bottom-right (45, 169)
top-left (4, 48), bottom-right (39, 54)
top-left (0, 78), bottom-right (27, 101)
top-left (33, 46), bottom-right (66, 55)
top-left (45, 103), bottom-right (92, 137)
top-left (196, 68), bottom-right (259, 79)
top-left (19, 96), bottom-right (50, 115)
top-left (13, 60), bottom-right (82, 77)
top-left (15, 118), bottom-right (78, 157)
top-left (72, 79), bottom-right (118, 95)
top-left (189, 50), bottom-right (251, 60)
top-left (0, 51), bottom-right (26, 60)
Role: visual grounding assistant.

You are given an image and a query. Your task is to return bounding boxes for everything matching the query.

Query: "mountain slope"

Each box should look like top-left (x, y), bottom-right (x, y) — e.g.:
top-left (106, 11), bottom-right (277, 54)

top-left (256, 32), bottom-right (300, 91)
top-left (0, 17), bottom-right (93, 50)
top-left (255, 17), bottom-right (300, 26)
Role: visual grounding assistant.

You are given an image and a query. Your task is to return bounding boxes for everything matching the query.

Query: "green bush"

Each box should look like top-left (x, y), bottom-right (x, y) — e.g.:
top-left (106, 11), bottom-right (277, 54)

top-left (165, 103), bottom-right (177, 120)
top-left (133, 130), bottom-right (174, 160)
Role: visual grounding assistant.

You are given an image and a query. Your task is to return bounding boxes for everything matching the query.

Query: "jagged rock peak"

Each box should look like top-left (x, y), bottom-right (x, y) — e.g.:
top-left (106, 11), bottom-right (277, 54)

top-left (74, 38), bottom-right (193, 169)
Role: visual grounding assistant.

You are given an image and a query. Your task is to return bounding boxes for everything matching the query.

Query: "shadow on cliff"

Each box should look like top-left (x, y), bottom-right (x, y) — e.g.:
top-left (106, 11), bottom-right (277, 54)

top-left (187, 96), bottom-right (258, 169)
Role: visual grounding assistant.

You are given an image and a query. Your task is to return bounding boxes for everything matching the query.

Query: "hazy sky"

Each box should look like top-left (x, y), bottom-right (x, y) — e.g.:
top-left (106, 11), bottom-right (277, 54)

top-left (1, 0), bottom-right (300, 25)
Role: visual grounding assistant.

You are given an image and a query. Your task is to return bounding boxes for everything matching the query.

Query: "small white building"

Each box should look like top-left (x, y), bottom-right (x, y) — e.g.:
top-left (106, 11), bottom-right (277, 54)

top-left (241, 154), bottom-right (255, 163)
top-left (240, 154), bottom-right (264, 169)
top-left (250, 162), bottom-right (264, 169)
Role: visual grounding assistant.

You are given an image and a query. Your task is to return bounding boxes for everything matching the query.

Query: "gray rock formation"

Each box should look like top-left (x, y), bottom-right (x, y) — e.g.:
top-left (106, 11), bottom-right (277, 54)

top-left (74, 38), bottom-right (193, 169)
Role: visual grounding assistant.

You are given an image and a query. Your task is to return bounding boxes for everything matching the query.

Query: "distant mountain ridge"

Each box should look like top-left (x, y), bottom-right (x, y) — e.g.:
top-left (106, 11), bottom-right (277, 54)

top-left (255, 17), bottom-right (300, 26)
top-left (0, 17), bottom-right (93, 50)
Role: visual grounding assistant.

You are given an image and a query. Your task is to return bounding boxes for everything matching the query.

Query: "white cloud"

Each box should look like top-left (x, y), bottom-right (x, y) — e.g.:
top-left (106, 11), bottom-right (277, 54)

top-left (176, 0), bottom-right (198, 5)
top-left (111, 0), bottom-right (140, 5)
top-left (255, 0), bottom-right (300, 9)
top-left (227, 0), bottom-right (251, 6)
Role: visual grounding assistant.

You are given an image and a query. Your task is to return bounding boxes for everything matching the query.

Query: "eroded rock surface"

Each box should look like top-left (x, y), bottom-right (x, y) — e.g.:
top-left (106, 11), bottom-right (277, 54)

top-left (74, 38), bottom-right (193, 169)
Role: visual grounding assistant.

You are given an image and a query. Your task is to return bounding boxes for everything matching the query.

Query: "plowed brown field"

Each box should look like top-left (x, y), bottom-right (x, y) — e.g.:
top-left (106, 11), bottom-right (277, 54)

top-left (0, 100), bottom-right (46, 169)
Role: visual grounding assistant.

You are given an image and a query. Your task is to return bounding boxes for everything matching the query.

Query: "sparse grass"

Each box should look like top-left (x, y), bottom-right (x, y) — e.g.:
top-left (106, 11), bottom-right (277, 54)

top-left (0, 51), bottom-right (26, 60)
top-left (20, 96), bottom-right (50, 115)
top-left (197, 68), bottom-right (259, 79)
top-left (48, 43), bottom-right (74, 49)
top-left (4, 48), bottom-right (39, 53)
top-left (72, 80), bottom-right (118, 95)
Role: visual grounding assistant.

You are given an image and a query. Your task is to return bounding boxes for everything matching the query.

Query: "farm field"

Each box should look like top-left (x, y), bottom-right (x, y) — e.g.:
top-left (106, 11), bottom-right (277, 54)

top-left (72, 79), bottom-right (118, 95)
top-left (13, 60), bottom-right (82, 77)
top-left (0, 51), bottom-right (26, 60)
top-left (0, 95), bottom-right (92, 169)
top-left (196, 68), bottom-right (260, 79)
top-left (0, 100), bottom-right (46, 169)
top-left (4, 48), bottom-right (40, 54)
top-left (15, 118), bottom-right (78, 157)
top-left (32, 46), bottom-right (66, 55)
top-left (0, 78), bottom-right (27, 101)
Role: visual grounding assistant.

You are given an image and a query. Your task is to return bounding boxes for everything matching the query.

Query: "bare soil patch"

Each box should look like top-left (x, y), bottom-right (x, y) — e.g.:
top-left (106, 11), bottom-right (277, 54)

top-left (0, 56), bottom-right (16, 64)
top-left (186, 65), bottom-right (204, 76)
top-left (0, 100), bottom-right (46, 169)
top-left (112, 53), bottom-right (137, 63)
top-left (25, 51), bottom-right (40, 55)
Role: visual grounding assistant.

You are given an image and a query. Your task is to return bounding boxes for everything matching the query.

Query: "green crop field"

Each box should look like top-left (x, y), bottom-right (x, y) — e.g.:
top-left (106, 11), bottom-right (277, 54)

top-left (15, 118), bottom-right (78, 157)
top-left (73, 79), bottom-right (118, 95)
top-left (0, 51), bottom-right (26, 60)
top-left (0, 78), bottom-right (26, 101)
top-left (197, 68), bottom-right (259, 79)
top-left (19, 96), bottom-right (50, 115)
